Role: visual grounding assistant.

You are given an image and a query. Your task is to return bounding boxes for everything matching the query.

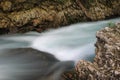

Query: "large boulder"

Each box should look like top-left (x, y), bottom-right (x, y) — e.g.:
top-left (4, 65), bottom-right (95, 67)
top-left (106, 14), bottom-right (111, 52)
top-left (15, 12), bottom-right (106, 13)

top-left (75, 23), bottom-right (120, 80)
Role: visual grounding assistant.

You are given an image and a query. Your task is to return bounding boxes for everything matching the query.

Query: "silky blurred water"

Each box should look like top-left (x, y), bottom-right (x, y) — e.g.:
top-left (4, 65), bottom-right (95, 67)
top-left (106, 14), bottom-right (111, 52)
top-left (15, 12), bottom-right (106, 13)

top-left (0, 18), bottom-right (119, 80)
top-left (31, 18), bottom-right (120, 61)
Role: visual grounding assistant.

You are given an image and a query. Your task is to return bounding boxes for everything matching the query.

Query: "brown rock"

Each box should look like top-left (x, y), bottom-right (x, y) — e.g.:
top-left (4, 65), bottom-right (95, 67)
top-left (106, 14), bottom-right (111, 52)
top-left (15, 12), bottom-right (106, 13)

top-left (75, 23), bottom-right (120, 80)
top-left (0, 0), bottom-right (119, 34)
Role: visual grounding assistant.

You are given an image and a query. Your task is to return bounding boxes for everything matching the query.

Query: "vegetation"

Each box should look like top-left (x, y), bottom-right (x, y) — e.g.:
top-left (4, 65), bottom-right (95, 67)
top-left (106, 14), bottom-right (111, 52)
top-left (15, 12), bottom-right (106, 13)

top-left (108, 22), bottom-right (115, 27)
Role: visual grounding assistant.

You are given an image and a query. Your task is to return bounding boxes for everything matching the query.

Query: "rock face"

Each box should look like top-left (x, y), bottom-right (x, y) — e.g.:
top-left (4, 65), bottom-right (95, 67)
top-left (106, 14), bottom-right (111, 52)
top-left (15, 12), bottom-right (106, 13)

top-left (0, 0), bottom-right (120, 34)
top-left (75, 23), bottom-right (120, 80)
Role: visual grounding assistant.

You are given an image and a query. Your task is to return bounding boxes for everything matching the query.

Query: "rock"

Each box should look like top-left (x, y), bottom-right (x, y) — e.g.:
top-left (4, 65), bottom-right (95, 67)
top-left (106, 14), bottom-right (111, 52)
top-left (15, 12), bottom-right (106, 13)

top-left (0, 1), bottom-right (12, 11)
top-left (0, 0), bottom-right (119, 34)
top-left (75, 23), bottom-right (120, 80)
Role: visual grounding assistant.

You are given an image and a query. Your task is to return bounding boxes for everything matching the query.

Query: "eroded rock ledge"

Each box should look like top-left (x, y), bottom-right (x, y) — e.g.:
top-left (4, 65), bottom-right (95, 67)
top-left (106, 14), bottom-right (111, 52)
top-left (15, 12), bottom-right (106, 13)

top-left (75, 23), bottom-right (120, 80)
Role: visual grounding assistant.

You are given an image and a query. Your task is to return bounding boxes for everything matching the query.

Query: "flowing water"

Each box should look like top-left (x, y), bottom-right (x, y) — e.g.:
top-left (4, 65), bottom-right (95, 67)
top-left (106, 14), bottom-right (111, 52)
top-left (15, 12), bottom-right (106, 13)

top-left (0, 18), bottom-right (119, 80)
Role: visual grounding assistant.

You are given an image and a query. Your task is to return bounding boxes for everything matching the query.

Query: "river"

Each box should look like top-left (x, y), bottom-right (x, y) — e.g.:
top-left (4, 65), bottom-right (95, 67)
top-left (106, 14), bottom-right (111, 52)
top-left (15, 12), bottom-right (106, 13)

top-left (0, 18), bottom-right (119, 80)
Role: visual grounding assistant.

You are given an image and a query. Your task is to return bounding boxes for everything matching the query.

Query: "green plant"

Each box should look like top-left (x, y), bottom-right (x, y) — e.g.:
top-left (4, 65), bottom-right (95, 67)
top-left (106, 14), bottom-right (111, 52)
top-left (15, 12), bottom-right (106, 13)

top-left (108, 21), bottom-right (115, 27)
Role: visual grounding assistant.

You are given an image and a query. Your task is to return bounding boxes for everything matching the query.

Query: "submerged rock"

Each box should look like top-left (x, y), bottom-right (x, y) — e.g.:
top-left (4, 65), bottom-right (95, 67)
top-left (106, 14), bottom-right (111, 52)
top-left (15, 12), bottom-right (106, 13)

top-left (71, 23), bottom-right (120, 80)
top-left (0, 48), bottom-right (74, 80)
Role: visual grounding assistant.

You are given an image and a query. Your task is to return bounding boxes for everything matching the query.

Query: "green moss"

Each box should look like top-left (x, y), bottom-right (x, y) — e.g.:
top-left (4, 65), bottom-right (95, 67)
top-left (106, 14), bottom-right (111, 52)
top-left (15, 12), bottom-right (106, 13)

top-left (108, 21), bottom-right (115, 27)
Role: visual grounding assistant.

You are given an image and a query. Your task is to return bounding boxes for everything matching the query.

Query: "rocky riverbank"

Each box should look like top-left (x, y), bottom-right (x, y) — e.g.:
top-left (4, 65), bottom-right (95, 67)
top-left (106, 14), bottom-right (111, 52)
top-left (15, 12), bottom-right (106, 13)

top-left (0, 0), bottom-right (119, 34)
top-left (63, 22), bottom-right (120, 80)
